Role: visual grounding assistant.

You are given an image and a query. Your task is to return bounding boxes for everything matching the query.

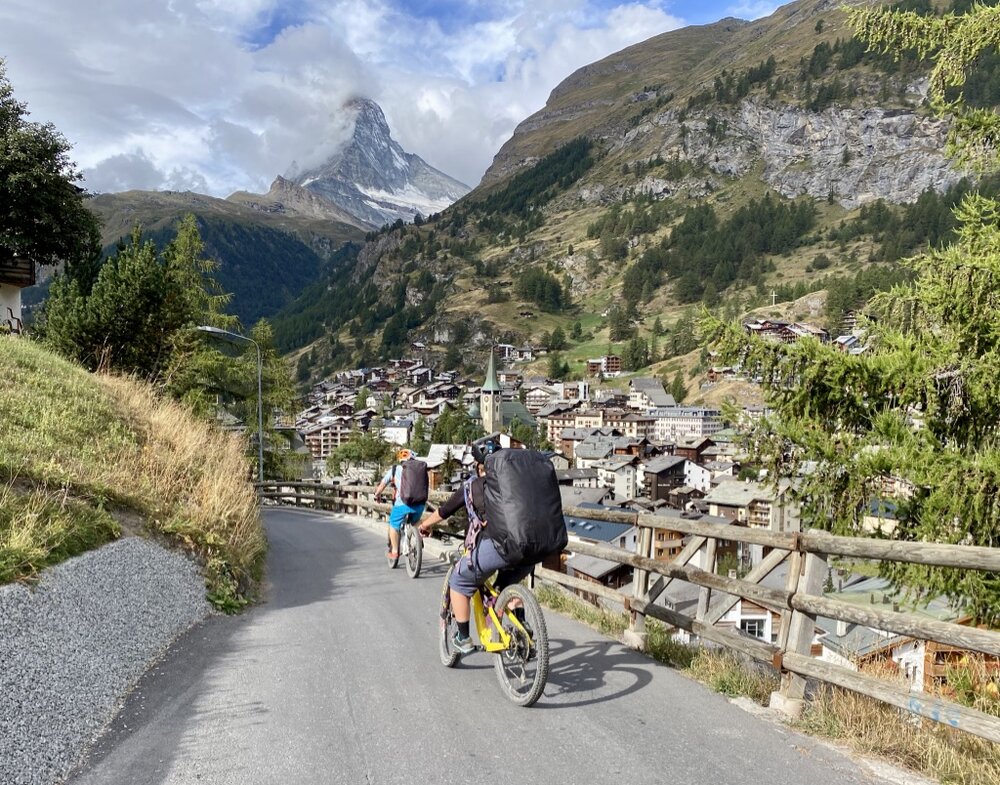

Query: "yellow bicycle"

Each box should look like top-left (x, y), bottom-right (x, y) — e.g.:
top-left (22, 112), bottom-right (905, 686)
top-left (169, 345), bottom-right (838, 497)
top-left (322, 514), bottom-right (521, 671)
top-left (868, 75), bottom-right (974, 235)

top-left (438, 548), bottom-right (550, 707)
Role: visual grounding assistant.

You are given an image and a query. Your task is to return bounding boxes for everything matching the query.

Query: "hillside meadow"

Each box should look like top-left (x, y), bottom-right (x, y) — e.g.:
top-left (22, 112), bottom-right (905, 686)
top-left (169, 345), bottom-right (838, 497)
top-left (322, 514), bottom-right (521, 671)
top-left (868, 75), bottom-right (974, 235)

top-left (0, 336), bottom-right (265, 609)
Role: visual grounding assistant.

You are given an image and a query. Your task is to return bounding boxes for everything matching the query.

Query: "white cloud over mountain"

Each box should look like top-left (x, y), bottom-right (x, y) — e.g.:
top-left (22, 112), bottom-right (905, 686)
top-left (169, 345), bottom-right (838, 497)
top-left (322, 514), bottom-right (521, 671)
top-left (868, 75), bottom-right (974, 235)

top-left (0, 0), bottom-right (684, 195)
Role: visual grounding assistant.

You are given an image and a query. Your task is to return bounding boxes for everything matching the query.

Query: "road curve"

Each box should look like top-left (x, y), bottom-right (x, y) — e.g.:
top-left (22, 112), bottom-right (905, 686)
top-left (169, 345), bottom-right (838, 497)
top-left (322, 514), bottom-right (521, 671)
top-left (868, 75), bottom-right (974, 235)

top-left (69, 508), bottom-right (901, 785)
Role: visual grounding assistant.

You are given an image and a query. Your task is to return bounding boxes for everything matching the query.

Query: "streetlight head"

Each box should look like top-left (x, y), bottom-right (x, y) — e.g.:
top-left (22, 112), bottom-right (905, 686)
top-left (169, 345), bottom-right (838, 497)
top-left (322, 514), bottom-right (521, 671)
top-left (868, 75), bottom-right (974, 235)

top-left (196, 325), bottom-right (250, 345)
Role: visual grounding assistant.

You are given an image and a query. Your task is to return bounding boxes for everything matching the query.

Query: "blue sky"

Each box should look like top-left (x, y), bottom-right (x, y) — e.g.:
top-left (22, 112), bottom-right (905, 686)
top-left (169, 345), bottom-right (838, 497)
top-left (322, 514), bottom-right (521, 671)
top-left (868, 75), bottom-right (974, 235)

top-left (0, 0), bottom-right (783, 195)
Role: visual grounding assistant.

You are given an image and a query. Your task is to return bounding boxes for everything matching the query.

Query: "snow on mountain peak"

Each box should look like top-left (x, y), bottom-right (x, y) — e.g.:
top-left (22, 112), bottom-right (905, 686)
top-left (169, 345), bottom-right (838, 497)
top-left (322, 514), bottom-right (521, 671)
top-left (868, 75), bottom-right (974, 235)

top-left (281, 97), bottom-right (467, 229)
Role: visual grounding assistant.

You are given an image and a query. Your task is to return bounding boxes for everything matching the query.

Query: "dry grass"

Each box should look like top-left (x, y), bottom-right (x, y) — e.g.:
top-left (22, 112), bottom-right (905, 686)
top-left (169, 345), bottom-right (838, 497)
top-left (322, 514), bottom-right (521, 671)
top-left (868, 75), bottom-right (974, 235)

top-left (800, 684), bottom-right (1000, 785)
top-left (101, 376), bottom-right (266, 608)
top-left (797, 658), bottom-right (1000, 784)
top-left (535, 583), bottom-right (630, 639)
top-left (535, 584), bottom-right (768, 691)
top-left (0, 482), bottom-right (119, 582)
top-left (0, 337), bottom-right (264, 609)
top-left (685, 650), bottom-right (779, 705)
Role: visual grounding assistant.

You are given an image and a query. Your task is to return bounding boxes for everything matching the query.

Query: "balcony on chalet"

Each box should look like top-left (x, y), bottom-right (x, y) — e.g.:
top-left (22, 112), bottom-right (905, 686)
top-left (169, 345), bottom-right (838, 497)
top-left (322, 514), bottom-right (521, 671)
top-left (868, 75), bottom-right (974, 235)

top-left (1, 256), bottom-right (36, 334)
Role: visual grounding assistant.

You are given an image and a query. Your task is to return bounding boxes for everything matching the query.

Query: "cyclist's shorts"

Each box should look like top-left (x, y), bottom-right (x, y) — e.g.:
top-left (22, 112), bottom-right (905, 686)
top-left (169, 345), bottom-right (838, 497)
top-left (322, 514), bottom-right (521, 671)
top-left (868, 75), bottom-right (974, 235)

top-left (449, 537), bottom-right (533, 597)
top-left (388, 502), bottom-right (425, 530)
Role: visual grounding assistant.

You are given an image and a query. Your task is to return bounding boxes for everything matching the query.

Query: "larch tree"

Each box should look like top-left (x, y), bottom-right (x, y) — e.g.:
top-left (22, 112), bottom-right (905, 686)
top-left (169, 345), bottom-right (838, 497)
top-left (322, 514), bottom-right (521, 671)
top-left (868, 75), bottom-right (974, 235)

top-left (708, 2), bottom-right (1000, 623)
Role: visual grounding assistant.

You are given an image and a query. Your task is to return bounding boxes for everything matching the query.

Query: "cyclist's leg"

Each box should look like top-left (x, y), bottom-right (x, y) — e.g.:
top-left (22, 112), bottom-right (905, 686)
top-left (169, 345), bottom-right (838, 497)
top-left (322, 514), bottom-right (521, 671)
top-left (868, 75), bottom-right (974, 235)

top-left (448, 538), bottom-right (509, 623)
top-left (495, 562), bottom-right (535, 593)
top-left (387, 505), bottom-right (405, 556)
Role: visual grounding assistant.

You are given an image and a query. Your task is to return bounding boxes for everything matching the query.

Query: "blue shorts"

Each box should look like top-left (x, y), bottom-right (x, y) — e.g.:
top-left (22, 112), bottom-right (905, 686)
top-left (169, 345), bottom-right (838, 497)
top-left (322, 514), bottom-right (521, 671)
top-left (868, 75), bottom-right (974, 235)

top-left (448, 537), bottom-right (534, 597)
top-left (388, 503), bottom-right (425, 531)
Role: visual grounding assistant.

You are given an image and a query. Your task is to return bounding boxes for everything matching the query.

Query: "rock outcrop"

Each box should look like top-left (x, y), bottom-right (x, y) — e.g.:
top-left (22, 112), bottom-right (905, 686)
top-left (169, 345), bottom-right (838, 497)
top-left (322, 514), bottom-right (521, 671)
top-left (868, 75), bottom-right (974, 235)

top-left (614, 97), bottom-right (962, 209)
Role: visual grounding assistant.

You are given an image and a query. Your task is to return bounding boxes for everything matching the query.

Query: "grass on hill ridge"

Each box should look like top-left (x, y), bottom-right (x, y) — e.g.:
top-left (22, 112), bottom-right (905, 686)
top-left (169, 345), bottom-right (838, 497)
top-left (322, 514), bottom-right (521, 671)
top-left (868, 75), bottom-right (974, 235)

top-left (0, 336), bottom-right (265, 610)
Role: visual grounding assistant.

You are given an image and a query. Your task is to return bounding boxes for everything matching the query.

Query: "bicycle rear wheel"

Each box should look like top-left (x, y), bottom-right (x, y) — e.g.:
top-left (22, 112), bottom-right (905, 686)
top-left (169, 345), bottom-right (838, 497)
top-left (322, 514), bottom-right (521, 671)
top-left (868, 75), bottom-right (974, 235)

top-left (492, 584), bottom-right (549, 707)
top-left (439, 565), bottom-right (460, 667)
top-left (405, 522), bottom-right (422, 578)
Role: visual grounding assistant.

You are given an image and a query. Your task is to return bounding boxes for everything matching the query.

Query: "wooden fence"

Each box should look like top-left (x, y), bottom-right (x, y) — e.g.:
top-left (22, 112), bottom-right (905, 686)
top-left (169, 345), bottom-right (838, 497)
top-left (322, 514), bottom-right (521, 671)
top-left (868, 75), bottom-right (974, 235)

top-left (259, 480), bottom-right (1000, 744)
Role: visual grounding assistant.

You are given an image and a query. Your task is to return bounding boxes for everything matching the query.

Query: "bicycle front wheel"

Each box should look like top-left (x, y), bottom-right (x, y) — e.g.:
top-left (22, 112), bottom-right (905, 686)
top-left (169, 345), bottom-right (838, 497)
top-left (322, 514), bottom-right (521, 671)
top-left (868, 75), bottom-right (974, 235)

top-left (439, 564), bottom-right (460, 667)
top-left (493, 584), bottom-right (549, 707)
top-left (405, 523), bottom-right (422, 578)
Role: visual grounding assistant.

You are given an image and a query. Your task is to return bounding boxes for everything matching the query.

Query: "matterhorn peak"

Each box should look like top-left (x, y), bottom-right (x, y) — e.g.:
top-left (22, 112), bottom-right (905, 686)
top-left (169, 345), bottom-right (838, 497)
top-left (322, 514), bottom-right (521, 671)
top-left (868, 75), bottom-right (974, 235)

top-left (287, 97), bottom-right (469, 229)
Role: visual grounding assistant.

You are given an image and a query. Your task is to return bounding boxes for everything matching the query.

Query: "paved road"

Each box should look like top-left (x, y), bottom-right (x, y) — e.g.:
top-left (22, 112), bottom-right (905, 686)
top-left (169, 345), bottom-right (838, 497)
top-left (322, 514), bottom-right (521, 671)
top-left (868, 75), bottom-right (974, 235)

top-left (70, 508), bottom-right (902, 785)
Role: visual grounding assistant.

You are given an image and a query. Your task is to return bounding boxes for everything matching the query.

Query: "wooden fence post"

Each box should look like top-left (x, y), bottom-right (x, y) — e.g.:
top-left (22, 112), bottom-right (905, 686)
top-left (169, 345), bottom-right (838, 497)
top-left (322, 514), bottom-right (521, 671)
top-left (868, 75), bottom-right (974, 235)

top-left (695, 538), bottom-right (718, 627)
top-left (624, 524), bottom-right (653, 651)
top-left (770, 550), bottom-right (826, 718)
top-left (774, 551), bottom-right (803, 654)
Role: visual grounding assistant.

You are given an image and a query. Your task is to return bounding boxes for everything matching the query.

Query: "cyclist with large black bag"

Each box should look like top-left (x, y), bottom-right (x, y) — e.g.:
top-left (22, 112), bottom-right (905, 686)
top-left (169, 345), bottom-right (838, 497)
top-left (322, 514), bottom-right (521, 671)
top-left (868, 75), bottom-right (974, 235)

top-left (419, 437), bottom-right (567, 653)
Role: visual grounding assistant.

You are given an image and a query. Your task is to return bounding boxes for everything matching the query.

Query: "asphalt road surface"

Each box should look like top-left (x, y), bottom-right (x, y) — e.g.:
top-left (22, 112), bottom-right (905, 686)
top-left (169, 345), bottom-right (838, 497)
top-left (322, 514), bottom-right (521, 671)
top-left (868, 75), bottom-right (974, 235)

top-left (69, 507), bottom-right (903, 785)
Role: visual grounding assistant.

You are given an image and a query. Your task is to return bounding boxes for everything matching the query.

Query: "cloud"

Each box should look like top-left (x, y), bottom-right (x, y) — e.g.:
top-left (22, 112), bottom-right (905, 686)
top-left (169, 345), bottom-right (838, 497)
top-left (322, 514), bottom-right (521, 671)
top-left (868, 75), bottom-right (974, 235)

top-left (724, 0), bottom-right (780, 20)
top-left (84, 151), bottom-right (166, 193)
top-left (0, 0), bottom-right (686, 195)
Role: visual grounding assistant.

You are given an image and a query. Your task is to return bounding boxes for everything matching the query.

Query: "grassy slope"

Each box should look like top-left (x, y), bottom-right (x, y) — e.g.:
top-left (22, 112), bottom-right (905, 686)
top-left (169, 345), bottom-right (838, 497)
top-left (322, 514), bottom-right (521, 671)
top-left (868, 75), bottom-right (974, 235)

top-left (428, 0), bottom-right (891, 373)
top-left (0, 337), bottom-right (264, 607)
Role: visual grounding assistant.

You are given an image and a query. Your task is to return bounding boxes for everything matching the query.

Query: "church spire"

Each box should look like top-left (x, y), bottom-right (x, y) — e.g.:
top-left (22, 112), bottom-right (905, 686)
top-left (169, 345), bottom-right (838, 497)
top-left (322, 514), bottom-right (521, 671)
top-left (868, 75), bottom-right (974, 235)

top-left (482, 347), bottom-right (501, 392)
top-left (481, 347), bottom-right (502, 434)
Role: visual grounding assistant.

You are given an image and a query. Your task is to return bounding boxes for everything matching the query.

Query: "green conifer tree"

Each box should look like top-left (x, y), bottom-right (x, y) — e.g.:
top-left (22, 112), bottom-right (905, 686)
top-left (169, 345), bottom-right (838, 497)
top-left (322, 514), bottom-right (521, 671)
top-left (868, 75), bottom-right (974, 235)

top-left (708, 2), bottom-right (1000, 622)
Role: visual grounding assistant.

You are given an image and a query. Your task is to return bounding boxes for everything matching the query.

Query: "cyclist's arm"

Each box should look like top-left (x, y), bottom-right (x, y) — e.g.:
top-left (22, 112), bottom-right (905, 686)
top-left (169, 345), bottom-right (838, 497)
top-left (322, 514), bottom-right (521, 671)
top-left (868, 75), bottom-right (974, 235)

top-left (374, 467), bottom-right (394, 499)
top-left (419, 487), bottom-right (463, 533)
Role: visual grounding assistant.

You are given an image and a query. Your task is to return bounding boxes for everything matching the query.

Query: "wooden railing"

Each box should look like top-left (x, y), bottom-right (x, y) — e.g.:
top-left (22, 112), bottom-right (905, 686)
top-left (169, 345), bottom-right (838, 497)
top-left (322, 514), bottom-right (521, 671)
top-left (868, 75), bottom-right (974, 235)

top-left (259, 480), bottom-right (1000, 743)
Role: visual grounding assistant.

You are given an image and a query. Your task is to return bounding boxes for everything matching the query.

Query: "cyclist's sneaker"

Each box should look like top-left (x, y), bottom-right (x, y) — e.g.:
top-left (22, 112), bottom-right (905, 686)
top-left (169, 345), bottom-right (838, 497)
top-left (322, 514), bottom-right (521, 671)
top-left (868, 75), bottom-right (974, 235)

top-left (452, 632), bottom-right (475, 654)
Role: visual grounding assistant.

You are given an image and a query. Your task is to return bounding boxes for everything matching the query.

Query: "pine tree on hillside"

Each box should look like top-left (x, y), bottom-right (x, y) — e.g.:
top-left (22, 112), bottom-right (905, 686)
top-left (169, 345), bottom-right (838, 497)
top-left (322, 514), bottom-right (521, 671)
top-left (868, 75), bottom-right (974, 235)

top-left (709, 1), bottom-right (1000, 623)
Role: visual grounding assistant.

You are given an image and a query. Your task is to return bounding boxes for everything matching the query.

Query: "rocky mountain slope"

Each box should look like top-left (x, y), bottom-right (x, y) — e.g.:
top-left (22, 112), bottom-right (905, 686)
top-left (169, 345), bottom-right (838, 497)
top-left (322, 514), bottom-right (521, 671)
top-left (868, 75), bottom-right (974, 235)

top-left (227, 176), bottom-right (370, 230)
top-left (284, 98), bottom-right (470, 228)
top-left (481, 0), bottom-right (959, 207)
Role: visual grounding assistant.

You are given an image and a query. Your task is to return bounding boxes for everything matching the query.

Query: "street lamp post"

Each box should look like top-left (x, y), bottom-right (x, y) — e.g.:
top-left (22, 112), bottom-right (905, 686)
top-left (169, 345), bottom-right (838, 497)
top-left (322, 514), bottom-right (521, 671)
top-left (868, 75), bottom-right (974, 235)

top-left (196, 325), bottom-right (264, 486)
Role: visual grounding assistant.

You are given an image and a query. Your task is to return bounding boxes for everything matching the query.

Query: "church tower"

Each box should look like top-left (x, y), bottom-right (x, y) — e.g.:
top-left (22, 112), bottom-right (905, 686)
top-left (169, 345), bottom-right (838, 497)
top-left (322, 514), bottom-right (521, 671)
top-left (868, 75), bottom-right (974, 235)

top-left (481, 348), bottom-right (502, 434)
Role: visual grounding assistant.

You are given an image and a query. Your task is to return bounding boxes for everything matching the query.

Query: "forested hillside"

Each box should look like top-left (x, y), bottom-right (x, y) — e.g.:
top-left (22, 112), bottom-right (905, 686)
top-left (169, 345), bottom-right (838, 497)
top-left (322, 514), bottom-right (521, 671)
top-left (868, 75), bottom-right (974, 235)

top-left (82, 191), bottom-right (365, 326)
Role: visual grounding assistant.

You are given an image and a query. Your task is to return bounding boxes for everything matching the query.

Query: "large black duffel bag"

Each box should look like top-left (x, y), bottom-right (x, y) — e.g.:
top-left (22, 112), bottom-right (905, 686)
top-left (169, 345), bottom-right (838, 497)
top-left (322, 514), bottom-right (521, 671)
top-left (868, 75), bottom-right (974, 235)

top-left (483, 449), bottom-right (568, 566)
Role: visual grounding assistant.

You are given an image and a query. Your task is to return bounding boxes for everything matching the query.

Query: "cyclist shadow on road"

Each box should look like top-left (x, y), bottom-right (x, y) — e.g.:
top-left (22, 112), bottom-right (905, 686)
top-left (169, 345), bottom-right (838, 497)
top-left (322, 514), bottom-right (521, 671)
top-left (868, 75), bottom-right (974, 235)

top-left (538, 637), bottom-right (654, 709)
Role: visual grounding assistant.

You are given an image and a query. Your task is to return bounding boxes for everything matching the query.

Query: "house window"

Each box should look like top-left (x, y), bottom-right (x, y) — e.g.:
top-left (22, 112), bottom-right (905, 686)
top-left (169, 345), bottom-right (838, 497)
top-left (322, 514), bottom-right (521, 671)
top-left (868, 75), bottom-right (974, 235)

top-left (741, 619), bottom-right (764, 639)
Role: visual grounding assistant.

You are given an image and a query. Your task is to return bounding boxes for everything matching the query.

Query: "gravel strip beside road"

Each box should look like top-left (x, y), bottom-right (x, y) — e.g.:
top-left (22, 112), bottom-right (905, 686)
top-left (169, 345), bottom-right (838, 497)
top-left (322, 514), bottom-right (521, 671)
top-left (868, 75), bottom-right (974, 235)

top-left (0, 537), bottom-right (212, 785)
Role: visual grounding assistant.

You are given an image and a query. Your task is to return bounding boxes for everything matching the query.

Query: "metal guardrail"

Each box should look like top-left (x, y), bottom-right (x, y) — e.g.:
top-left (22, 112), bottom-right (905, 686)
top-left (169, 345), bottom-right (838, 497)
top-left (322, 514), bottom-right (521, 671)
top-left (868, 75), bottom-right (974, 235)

top-left (259, 480), bottom-right (1000, 743)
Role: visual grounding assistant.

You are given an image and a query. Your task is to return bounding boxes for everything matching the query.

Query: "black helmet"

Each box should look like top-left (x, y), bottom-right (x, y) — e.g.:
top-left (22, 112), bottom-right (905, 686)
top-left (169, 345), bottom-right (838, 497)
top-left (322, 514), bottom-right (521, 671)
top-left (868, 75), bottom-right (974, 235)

top-left (471, 435), bottom-right (501, 465)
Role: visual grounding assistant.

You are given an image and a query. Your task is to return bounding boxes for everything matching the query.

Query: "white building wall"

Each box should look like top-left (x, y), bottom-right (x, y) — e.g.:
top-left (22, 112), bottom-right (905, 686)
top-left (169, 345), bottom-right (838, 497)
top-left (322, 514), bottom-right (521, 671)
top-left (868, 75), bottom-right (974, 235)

top-left (381, 425), bottom-right (411, 446)
top-left (628, 390), bottom-right (645, 411)
top-left (596, 466), bottom-right (635, 500)
top-left (892, 640), bottom-right (925, 690)
top-left (685, 463), bottom-right (712, 493)
top-left (614, 468), bottom-right (636, 500)
top-left (1, 283), bottom-right (22, 330)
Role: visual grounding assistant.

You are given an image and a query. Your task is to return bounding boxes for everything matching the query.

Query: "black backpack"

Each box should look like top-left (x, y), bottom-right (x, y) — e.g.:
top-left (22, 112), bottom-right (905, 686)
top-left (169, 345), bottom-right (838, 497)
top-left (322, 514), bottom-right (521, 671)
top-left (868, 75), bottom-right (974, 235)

top-left (483, 449), bottom-right (567, 566)
top-left (397, 458), bottom-right (429, 506)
